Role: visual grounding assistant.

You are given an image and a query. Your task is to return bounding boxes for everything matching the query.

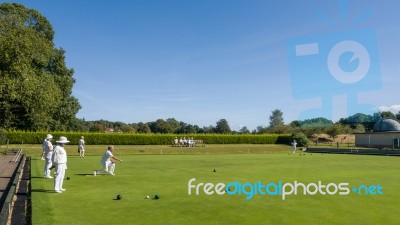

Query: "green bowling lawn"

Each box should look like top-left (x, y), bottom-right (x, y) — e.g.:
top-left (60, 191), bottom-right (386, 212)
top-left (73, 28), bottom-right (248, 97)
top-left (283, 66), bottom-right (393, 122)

top-left (28, 145), bottom-right (400, 225)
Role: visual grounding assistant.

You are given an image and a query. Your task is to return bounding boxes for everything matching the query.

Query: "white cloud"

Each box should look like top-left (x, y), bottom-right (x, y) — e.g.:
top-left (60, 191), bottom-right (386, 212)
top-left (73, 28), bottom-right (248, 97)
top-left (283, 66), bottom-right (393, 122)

top-left (378, 105), bottom-right (400, 113)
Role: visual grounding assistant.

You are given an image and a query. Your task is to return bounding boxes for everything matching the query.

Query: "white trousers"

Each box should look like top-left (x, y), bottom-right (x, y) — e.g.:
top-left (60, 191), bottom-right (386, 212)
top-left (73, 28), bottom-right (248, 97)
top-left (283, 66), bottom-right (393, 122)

top-left (44, 151), bottom-right (53, 177)
top-left (97, 161), bottom-right (115, 175)
top-left (79, 146), bottom-right (85, 157)
top-left (54, 163), bottom-right (66, 191)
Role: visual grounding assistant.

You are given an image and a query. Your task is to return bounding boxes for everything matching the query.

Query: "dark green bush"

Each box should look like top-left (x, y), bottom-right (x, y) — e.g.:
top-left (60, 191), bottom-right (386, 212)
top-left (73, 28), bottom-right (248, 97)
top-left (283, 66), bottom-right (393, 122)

top-left (4, 131), bottom-right (291, 145)
top-left (290, 132), bottom-right (309, 147)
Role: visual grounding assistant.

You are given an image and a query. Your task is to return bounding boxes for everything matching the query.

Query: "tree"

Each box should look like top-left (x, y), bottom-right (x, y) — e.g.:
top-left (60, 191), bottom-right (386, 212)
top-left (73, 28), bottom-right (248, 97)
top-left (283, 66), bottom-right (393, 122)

top-left (137, 122), bottom-right (151, 133)
top-left (345, 112), bottom-right (380, 131)
top-left (0, 129), bottom-right (5, 146)
top-left (268, 109), bottom-right (284, 129)
top-left (346, 113), bottom-right (372, 123)
top-left (165, 118), bottom-right (181, 133)
top-left (149, 119), bottom-right (169, 133)
top-left (353, 123), bottom-right (365, 133)
top-left (300, 117), bottom-right (333, 128)
top-left (120, 124), bottom-right (136, 133)
top-left (239, 126), bottom-right (250, 134)
top-left (202, 125), bottom-right (215, 134)
top-left (184, 124), bottom-right (197, 134)
top-left (289, 120), bottom-right (301, 128)
top-left (215, 119), bottom-right (231, 134)
top-left (326, 124), bottom-right (344, 141)
top-left (89, 123), bottom-right (105, 132)
top-left (380, 111), bottom-right (396, 119)
top-left (67, 118), bottom-right (90, 131)
top-left (291, 132), bottom-right (309, 147)
top-left (0, 3), bottom-right (80, 130)
top-left (256, 126), bottom-right (268, 134)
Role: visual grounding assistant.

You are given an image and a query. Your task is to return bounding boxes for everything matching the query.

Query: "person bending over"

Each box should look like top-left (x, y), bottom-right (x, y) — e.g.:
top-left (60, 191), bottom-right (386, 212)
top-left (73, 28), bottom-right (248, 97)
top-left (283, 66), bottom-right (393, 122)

top-left (94, 145), bottom-right (122, 176)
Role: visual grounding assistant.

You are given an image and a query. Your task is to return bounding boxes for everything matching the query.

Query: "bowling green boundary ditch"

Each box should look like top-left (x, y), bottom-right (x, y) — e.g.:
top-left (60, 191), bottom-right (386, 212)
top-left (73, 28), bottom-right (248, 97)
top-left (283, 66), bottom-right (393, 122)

top-left (0, 149), bottom-right (31, 225)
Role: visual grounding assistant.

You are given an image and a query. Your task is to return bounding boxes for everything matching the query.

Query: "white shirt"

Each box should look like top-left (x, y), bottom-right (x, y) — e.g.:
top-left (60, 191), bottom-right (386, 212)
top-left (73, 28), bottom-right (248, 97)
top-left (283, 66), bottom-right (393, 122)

top-left (79, 138), bottom-right (85, 147)
top-left (101, 150), bottom-right (113, 164)
top-left (53, 145), bottom-right (67, 164)
top-left (44, 140), bottom-right (53, 159)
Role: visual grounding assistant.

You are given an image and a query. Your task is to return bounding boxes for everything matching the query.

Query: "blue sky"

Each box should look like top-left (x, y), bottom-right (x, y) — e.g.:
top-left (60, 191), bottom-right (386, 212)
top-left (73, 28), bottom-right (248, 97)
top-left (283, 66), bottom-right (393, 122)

top-left (4, 0), bottom-right (400, 130)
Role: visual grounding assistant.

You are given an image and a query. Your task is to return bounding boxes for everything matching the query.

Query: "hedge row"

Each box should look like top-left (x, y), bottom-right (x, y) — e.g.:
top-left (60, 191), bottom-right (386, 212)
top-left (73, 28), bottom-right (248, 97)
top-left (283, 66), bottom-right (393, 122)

top-left (3, 131), bottom-right (292, 145)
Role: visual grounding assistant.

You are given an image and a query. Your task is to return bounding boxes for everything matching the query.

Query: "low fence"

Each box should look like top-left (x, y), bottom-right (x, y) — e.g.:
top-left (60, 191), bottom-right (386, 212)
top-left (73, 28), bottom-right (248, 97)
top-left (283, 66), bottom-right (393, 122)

top-left (306, 148), bottom-right (400, 156)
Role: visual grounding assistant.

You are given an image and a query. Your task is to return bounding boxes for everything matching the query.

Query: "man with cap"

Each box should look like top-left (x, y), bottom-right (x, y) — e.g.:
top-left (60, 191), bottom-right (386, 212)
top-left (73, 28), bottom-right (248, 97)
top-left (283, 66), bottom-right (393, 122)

top-left (78, 136), bottom-right (85, 158)
top-left (41, 134), bottom-right (53, 160)
top-left (43, 134), bottom-right (54, 179)
top-left (53, 136), bottom-right (70, 193)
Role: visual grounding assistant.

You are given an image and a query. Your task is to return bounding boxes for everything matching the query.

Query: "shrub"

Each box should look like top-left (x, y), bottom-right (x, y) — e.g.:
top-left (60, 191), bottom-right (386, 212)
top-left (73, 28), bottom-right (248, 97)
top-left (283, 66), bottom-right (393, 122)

top-left (290, 132), bottom-right (309, 147)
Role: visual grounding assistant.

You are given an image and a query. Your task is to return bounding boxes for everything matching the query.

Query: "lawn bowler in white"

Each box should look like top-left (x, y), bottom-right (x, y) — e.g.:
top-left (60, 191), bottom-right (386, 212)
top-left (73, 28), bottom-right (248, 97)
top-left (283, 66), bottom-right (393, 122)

top-left (78, 136), bottom-right (85, 158)
top-left (43, 134), bottom-right (54, 179)
top-left (40, 137), bottom-right (46, 160)
top-left (291, 140), bottom-right (297, 154)
top-left (94, 145), bottom-right (122, 176)
top-left (53, 136), bottom-right (70, 193)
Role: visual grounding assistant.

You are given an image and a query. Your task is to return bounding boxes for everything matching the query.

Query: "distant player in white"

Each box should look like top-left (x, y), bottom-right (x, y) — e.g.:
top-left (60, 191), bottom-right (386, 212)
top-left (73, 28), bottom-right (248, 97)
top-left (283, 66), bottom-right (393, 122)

top-left (43, 134), bottom-right (54, 178)
top-left (94, 145), bottom-right (122, 176)
top-left (291, 140), bottom-right (297, 154)
top-left (53, 136), bottom-right (70, 193)
top-left (40, 137), bottom-right (47, 160)
top-left (78, 136), bottom-right (85, 158)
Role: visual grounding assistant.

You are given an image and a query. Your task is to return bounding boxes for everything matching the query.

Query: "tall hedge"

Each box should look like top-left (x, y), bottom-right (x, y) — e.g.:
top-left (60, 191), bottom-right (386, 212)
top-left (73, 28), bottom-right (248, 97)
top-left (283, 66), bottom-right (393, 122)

top-left (4, 131), bottom-right (291, 145)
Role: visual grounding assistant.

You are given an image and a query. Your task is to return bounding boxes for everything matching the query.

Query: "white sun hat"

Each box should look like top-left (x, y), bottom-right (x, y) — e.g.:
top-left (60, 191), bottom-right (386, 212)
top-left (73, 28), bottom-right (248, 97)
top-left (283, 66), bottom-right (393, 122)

top-left (46, 134), bottom-right (53, 139)
top-left (56, 136), bottom-right (70, 144)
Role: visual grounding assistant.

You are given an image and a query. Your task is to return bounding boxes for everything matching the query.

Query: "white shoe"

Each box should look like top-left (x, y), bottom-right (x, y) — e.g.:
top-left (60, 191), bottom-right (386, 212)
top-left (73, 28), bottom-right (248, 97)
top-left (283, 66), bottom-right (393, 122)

top-left (109, 173), bottom-right (115, 176)
top-left (94, 170), bottom-right (97, 176)
top-left (44, 176), bottom-right (53, 179)
top-left (60, 188), bottom-right (66, 191)
top-left (55, 190), bottom-right (62, 193)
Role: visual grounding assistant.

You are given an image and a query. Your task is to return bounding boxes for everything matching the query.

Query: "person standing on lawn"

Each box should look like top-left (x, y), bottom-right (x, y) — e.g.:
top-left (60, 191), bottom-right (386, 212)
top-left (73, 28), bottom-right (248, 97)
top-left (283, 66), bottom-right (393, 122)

top-left (78, 136), bottom-right (85, 158)
top-left (43, 134), bottom-right (54, 179)
top-left (53, 136), bottom-right (70, 193)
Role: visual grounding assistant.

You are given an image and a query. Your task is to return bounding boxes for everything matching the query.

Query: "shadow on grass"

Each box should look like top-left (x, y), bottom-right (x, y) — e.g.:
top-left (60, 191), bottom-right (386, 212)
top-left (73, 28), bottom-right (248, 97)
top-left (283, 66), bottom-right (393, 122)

top-left (74, 173), bottom-right (95, 176)
top-left (31, 188), bottom-right (56, 193)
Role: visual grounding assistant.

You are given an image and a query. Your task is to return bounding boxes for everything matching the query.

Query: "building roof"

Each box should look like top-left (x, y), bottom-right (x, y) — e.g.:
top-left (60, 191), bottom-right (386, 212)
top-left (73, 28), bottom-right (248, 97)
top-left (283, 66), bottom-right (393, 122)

top-left (373, 118), bottom-right (400, 132)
